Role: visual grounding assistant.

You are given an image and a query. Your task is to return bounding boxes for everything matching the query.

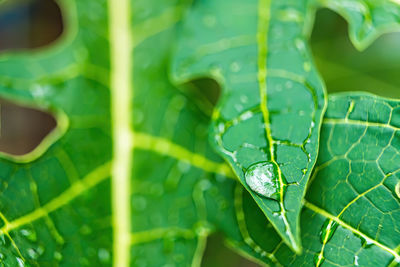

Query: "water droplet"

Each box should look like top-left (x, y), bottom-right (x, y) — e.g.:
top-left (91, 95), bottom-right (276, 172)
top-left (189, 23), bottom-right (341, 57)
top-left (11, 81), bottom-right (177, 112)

top-left (230, 61), bottom-right (241, 72)
top-left (395, 181), bottom-right (400, 199)
top-left (319, 219), bottom-right (338, 243)
top-left (80, 225), bottom-right (92, 235)
top-left (234, 104), bottom-right (243, 112)
top-left (16, 257), bottom-right (25, 267)
top-left (240, 95), bottom-right (248, 103)
top-left (20, 228), bottom-right (37, 242)
top-left (98, 248), bottom-right (110, 263)
top-left (54, 251), bottom-right (63, 261)
top-left (27, 248), bottom-right (38, 260)
top-left (177, 160), bottom-right (191, 173)
top-left (303, 62), bottom-right (311, 72)
top-left (354, 255), bottom-right (359, 266)
top-left (0, 252), bottom-right (5, 260)
top-left (313, 253), bottom-right (325, 266)
top-left (149, 183), bottom-right (164, 196)
top-left (36, 244), bottom-right (45, 256)
top-left (285, 81), bottom-right (293, 88)
top-left (202, 15), bottom-right (216, 27)
top-left (132, 196), bottom-right (147, 211)
top-left (244, 161), bottom-right (280, 200)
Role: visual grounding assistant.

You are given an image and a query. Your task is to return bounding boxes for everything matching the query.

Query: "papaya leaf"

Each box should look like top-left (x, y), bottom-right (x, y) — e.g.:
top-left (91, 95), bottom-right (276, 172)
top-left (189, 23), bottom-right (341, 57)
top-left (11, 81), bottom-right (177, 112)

top-left (0, 0), bottom-right (236, 266)
top-left (219, 94), bottom-right (400, 267)
top-left (171, 0), bottom-right (327, 252)
top-left (318, 0), bottom-right (400, 50)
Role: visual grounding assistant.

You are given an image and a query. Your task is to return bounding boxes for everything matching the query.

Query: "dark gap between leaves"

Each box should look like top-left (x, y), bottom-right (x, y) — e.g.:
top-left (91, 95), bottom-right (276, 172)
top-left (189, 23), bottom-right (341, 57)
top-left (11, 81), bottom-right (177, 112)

top-left (201, 233), bottom-right (260, 267)
top-left (310, 8), bottom-right (400, 99)
top-left (182, 78), bottom-right (221, 118)
top-left (0, 0), bottom-right (63, 156)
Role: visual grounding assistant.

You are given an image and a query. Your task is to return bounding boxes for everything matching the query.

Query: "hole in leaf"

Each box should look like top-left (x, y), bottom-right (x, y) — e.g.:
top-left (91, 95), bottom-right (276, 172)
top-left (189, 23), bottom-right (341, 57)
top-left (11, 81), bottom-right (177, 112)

top-left (0, 0), bottom-right (63, 51)
top-left (181, 78), bottom-right (221, 117)
top-left (311, 8), bottom-right (400, 98)
top-left (201, 233), bottom-right (260, 267)
top-left (0, 99), bottom-right (57, 157)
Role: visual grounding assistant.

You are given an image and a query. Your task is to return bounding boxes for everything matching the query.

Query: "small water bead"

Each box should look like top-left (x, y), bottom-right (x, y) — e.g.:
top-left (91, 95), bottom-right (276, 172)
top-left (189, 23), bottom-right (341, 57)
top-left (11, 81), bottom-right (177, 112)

top-left (396, 181), bottom-right (400, 199)
top-left (16, 257), bottom-right (25, 267)
top-left (354, 255), bottom-right (359, 266)
top-left (230, 61), bottom-right (241, 72)
top-left (98, 248), bottom-right (110, 263)
top-left (319, 219), bottom-right (338, 243)
top-left (313, 253), bottom-right (325, 267)
top-left (244, 161), bottom-right (280, 200)
top-left (20, 228), bottom-right (37, 242)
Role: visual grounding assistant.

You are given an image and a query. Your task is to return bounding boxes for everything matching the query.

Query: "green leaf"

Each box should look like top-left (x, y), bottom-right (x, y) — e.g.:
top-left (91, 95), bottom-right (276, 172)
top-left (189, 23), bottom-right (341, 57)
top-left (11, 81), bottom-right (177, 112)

top-left (318, 0), bottom-right (400, 50)
top-left (220, 93), bottom-right (400, 266)
top-left (0, 0), bottom-right (236, 266)
top-left (171, 0), bottom-right (327, 252)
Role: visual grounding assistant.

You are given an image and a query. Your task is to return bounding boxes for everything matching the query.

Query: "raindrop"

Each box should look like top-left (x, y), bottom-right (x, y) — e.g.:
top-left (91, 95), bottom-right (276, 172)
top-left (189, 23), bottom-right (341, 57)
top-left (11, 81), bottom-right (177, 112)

top-left (98, 248), bottom-right (110, 263)
top-left (354, 255), bottom-right (359, 266)
top-left (132, 196), bottom-right (147, 211)
top-left (285, 81), bottom-right (293, 88)
top-left (202, 15), bottom-right (216, 27)
top-left (244, 161), bottom-right (280, 200)
top-left (54, 251), bottom-right (63, 261)
top-left (319, 219), bottom-right (338, 243)
top-left (303, 61), bottom-right (311, 72)
top-left (240, 95), bottom-right (248, 103)
top-left (177, 160), bottom-right (191, 173)
top-left (16, 257), bottom-right (25, 267)
top-left (230, 61), bottom-right (241, 72)
top-left (395, 181), bottom-right (400, 199)
top-left (80, 225), bottom-right (92, 235)
top-left (27, 248), bottom-right (38, 260)
top-left (313, 253), bottom-right (325, 266)
top-left (20, 228), bottom-right (37, 242)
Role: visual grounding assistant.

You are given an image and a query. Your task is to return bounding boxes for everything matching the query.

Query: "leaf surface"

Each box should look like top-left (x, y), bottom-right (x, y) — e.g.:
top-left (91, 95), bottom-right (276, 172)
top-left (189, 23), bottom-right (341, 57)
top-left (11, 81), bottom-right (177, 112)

top-left (171, 0), bottom-right (327, 251)
top-left (0, 0), bottom-right (235, 266)
top-left (220, 93), bottom-right (400, 267)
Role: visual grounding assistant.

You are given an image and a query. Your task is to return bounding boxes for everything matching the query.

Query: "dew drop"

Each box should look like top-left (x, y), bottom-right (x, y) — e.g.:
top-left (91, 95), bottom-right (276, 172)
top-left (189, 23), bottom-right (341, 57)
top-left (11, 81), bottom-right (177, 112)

top-left (244, 161), bottom-right (280, 200)
top-left (230, 61), bottom-right (241, 72)
top-left (79, 225), bottom-right (92, 235)
top-left (177, 160), bottom-right (191, 173)
top-left (20, 228), bottom-right (37, 242)
top-left (303, 61), bottom-right (311, 72)
top-left (54, 251), bottom-right (63, 261)
top-left (27, 248), bottom-right (38, 260)
top-left (16, 257), bottom-right (25, 267)
top-left (354, 255), bottom-right (359, 266)
top-left (202, 15), bottom-right (216, 27)
top-left (132, 196), bottom-right (147, 211)
top-left (395, 181), bottom-right (400, 199)
top-left (313, 253), bottom-right (325, 266)
top-left (98, 248), bottom-right (110, 263)
top-left (319, 219), bottom-right (338, 243)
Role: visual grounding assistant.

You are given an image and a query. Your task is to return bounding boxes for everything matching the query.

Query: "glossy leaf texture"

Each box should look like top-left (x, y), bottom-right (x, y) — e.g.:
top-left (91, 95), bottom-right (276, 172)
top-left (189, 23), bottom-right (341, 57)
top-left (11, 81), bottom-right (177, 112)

top-left (0, 0), bottom-right (237, 266)
top-left (218, 94), bottom-right (400, 267)
top-left (171, 0), bottom-right (327, 252)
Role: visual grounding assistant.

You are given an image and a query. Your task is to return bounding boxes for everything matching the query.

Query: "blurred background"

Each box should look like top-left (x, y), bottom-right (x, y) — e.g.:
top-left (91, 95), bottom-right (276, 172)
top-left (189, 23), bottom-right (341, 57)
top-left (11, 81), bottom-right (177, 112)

top-left (0, 1), bottom-right (399, 266)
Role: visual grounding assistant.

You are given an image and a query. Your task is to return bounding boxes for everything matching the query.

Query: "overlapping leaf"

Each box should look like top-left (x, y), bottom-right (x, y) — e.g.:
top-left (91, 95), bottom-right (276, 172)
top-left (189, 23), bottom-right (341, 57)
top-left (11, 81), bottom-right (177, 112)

top-left (0, 0), bottom-right (235, 266)
top-left (216, 94), bottom-right (400, 266)
top-left (172, 0), bottom-right (327, 252)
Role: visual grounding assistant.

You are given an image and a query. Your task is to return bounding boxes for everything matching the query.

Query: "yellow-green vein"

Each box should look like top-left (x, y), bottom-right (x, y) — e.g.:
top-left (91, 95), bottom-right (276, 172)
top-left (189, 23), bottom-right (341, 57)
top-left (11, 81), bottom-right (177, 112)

top-left (304, 201), bottom-right (400, 262)
top-left (0, 162), bottom-right (111, 236)
top-left (108, 0), bottom-right (133, 264)
top-left (256, 0), bottom-right (299, 252)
